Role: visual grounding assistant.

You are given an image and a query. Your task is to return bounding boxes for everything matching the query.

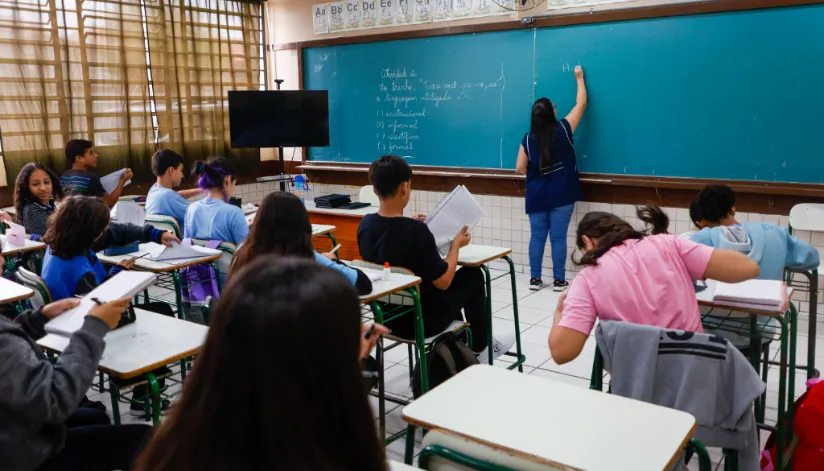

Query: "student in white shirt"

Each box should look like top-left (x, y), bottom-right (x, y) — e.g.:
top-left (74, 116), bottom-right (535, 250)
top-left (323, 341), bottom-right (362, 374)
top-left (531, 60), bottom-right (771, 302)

top-left (145, 150), bottom-right (202, 230)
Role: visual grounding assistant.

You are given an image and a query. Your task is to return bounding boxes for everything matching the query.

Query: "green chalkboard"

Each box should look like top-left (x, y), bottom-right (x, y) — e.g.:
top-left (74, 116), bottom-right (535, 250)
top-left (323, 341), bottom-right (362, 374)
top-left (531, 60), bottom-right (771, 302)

top-left (304, 5), bottom-right (824, 183)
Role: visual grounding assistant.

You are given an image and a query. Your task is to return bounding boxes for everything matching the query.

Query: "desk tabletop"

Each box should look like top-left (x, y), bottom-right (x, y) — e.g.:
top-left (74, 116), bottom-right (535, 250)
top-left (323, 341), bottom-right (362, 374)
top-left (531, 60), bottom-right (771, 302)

top-left (0, 277), bottom-right (34, 303)
top-left (1, 206), bottom-right (15, 216)
top-left (457, 245), bottom-right (512, 267)
top-left (1, 235), bottom-right (46, 256)
top-left (403, 365), bottom-right (696, 471)
top-left (360, 271), bottom-right (422, 304)
top-left (37, 308), bottom-right (208, 378)
top-left (304, 201), bottom-right (377, 218)
top-left (696, 280), bottom-right (793, 318)
top-left (312, 224), bottom-right (336, 237)
top-left (97, 243), bottom-right (221, 273)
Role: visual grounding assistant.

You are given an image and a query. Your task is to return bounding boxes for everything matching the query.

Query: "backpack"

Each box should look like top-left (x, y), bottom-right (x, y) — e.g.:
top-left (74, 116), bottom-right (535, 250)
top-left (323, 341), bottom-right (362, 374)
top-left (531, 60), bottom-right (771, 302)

top-left (761, 378), bottom-right (824, 470)
top-left (179, 239), bottom-right (222, 323)
top-left (412, 331), bottom-right (479, 398)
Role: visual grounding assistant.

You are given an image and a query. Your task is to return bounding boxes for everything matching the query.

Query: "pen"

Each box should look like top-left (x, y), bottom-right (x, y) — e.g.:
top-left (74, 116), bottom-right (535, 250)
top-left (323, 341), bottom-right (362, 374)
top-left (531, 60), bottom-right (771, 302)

top-left (133, 253), bottom-right (150, 260)
top-left (90, 297), bottom-right (105, 306)
top-left (330, 244), bottom-right (342, 254)
top-left (364, 324), bottom-right (375, 339)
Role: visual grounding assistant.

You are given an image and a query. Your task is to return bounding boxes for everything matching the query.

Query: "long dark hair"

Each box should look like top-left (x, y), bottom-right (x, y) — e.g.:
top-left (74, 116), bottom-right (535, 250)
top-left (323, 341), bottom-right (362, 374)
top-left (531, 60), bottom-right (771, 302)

top-left (574, 205), bottom-right (669, 266)
top-left (530, 97), bottom-right (557, 172)
top-left (13, 162), bottom-right (63, 222)
top-left (133, 258), bottom-right (387, 471)
top-left (43, 196), bottom-right (110, 259)
top-left (191, 157), bottom-right (237, 201)
top-left (230, 192), bottom-right (314, 275)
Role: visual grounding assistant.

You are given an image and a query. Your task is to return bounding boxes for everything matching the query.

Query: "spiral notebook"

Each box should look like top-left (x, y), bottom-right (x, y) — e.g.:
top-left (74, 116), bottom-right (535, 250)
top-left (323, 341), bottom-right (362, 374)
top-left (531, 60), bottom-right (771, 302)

top-left (45, 271), bottom-right (157, 336)
top-left (424, 185), bottom-right (484, 256)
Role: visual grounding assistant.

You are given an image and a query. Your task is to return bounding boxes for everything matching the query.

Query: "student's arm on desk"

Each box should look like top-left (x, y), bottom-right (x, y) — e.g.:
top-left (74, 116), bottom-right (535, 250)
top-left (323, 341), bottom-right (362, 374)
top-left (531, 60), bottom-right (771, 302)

top-left (783, 227), bottom-right (820, 271)
top-left (702, 250), bottom-right (760, 283)
top-left (432, 226), bottom-right (471, 290)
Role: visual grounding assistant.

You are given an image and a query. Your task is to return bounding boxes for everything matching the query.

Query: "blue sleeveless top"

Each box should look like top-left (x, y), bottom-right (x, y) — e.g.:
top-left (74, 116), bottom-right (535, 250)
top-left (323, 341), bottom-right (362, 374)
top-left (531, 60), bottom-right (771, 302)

top-left (42, 249), bottom-right (108, 301)
top-left (522, 119), bottom-right (582, 214)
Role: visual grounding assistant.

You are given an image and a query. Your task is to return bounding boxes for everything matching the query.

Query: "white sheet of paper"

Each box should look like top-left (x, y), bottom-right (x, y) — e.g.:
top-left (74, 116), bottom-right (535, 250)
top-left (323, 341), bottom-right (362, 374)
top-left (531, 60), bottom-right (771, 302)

top-left (110, 202), bottom-right (145, 227)
top-left (147, 242), bottom-right (221, 261)
top-left (99, 169), bottom-right (130, 195)
top-left (357, 267), bottom-right (385, 282)
top-left (425, 185), bottom-right (484, 256)
top-left (5, 220), bottom-right (27, 245)
top-left (712, 280), bottom-right (786, 308)
top-left (45, 271), bottom-right (156, 336)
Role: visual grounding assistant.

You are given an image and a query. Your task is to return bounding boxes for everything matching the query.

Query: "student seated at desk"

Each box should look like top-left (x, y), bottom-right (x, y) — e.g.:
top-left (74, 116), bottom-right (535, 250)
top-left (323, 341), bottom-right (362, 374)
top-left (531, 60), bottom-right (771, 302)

top-left (133, 257), bottom-right (388, 471)
top-left (40, 196), bottom-right (176, 300)
top-left (183, 158), bottom-right (248, 246)
top-left (688, 184), bottom-right (819, 280)
top-left (13, 162), bottom-right (63, 236)
top-left (549, 206), bottom-right (761, 365)
top-left (0, 295), bottom-right (151, 471)
top-left (230, 192), bottom-right (373, 294)
top-left (358, 155), bottom-right (515, 363)
top-left (60, 139), bottom-right (132, 208)
top-left (145, 149), bottom-right (202, 229)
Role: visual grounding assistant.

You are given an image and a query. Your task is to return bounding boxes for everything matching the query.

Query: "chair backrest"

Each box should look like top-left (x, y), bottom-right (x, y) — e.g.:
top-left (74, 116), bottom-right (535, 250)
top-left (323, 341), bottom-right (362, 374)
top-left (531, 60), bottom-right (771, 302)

top-left (189, 238), bottom-right (236, 277)
top-left (145, 214), bottom-right (182, 239)
top-left (789, 204), bottom-right (824, 233)
top-left (14, 267), bottom-right (52, 310)
top-left (419, 429), bottom-right (562, 471)
top-left (358, 185), bottom-right (380, 206)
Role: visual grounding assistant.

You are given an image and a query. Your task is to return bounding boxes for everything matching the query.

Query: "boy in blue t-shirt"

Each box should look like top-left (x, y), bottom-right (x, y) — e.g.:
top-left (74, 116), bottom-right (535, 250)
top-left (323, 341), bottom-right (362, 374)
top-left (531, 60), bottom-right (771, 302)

top-left (145, 149), bottom-right (202, 231)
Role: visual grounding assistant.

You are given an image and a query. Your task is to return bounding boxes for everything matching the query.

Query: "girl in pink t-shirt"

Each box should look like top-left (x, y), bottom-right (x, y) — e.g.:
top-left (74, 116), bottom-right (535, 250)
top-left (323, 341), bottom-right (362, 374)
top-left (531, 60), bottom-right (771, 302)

top-left (549, 206), bottom-right (760, 365)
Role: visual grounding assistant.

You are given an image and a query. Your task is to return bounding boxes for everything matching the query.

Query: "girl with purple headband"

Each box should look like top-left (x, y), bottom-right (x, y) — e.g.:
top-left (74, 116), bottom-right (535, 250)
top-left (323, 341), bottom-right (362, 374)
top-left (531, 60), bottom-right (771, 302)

top-left (183, 157), bottom-right (248, 246)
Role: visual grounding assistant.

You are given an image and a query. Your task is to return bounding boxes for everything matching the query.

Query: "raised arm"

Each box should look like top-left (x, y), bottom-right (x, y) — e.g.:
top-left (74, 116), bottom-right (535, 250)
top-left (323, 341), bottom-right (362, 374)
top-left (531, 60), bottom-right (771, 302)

top-left (564, 66), bottom-right (587, 133)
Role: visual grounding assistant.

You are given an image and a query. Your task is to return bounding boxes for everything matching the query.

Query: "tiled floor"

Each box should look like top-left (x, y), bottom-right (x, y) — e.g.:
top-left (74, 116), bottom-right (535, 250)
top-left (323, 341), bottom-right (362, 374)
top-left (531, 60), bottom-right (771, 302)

top-left (87, 269), bottom-right (823, 470)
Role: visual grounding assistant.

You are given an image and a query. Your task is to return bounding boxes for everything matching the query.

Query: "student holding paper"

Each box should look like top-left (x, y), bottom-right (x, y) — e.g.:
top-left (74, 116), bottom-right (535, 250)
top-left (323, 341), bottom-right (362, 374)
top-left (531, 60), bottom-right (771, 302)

top-left (230, 192), bottom-right (373, 294)
top-left (548, 206), bottom-right (761, 365)
top-left (60, 139), bottom-right (132, 207)
top-left (0, 295), bottom-right (151, 471)
top-left (358, 155), bottom-right (515, 363)
top-left (515, 66), bottom-right (587, 292)
top-left (688, 184), bottom-right (819, 280)
top-left (145, 149), bottom-right (202, 229)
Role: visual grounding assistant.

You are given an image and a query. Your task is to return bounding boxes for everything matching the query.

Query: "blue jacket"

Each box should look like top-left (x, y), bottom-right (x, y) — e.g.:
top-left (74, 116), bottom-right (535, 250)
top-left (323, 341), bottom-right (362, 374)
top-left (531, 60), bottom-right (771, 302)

top-left (689, 223), bottom-right (819, 280)
top-left (42, 250), bottom-right (112, 301)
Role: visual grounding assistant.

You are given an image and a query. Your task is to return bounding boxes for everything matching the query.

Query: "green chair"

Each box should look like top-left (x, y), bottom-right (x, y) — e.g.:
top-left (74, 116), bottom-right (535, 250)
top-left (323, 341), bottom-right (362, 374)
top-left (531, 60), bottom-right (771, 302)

top-left (419, 429), bottom-right (558, 471)
top-left (14, 266), bottom-right (52, 310)
top-left (145, 214), bottom-right (182, 240)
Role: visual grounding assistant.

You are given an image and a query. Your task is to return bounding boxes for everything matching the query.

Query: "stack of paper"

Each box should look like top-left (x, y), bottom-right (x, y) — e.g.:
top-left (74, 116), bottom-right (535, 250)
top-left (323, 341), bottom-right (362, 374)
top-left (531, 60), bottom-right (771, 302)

top-left (712, 280), bottom-right (789, 311)
top-left (45, 271), bottom-right (157, 336)
top-left (147, 242), bottom-right (221, 261)
top-left (424, 185), bottom-right (484, 256)
top-left (110, 202), bottom-right (145, 227)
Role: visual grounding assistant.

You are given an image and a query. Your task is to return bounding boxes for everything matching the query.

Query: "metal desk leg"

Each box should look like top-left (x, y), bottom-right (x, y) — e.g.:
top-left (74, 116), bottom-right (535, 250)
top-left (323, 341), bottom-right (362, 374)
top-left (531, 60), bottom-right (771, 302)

top-left (370, 302), bottom-right (387, 442)
top-left (504, 256), bottom-right (525, 372)
top-left (479, 265), bottom-right (494, 366)
top-left (147, 372), bottom-right (161, 426)
top-left (808, 270), bottom-right (818, 380)
top-left (109, 376), bottom-right (121, 425)
top-left (776, 313), bottom-right (789, 469)
top-left (172, 271), bottom-right (185, 320)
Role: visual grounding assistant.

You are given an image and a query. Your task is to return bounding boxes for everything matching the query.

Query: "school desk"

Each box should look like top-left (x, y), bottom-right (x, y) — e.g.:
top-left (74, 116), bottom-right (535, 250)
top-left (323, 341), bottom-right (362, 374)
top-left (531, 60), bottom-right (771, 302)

top-left (37, 308), bottom-right (208, 425)
top-left (0, 276), bottom-right (34, 304)
top-left (97, 242), bottom-right (222, 321)
top-left (356, 264), bottom-right (422, 444)
top-left (402, 365), bottom-right (696, 471)
top-left (457, 245), bottom-right (526, 372)
top-left (304, 201), bottom-right (376, 261)
top-left (1, 235), bottom-right (46, 275)
top-left (695, 280), bottom-right (797, 468)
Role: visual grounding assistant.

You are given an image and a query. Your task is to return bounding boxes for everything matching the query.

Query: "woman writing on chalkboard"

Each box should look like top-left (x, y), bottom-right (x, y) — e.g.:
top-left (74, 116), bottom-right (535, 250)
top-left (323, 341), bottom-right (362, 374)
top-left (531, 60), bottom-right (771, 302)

top-left (516, 65), bottom-right (587, 292)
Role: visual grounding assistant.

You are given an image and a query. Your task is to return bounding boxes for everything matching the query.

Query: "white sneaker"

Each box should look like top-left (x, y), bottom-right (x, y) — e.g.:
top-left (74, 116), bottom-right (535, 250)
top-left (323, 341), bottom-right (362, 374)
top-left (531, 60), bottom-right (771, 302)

top-left (476, 331), bottom-right (517, 364)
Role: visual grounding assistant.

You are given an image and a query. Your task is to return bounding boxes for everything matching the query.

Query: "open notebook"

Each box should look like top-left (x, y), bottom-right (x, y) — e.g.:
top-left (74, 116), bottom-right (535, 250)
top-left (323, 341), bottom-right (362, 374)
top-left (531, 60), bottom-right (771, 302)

top-left (712, 279), bottom-right (790, 312)
top-left (45, 271), bottom-right (157, 336)
top-left (424, 185), bottom-right (484, 256)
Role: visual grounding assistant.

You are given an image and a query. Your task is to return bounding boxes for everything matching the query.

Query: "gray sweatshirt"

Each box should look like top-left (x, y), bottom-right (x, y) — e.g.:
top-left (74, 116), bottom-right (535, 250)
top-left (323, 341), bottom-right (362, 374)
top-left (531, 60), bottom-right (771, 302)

top-left (0, 310), bottom-right (109, 471)
top-left (595, 320), bottom-right (765, 471)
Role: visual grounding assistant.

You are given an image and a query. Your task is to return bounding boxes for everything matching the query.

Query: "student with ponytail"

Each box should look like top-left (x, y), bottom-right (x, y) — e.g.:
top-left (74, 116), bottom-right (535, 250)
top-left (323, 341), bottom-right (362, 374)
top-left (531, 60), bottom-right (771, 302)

top-left (183, 158), bottom-right (248, 246)
top-left (515, 65), bottom-right (587, 292)
top-left (548, 205), bottom-right (762, 365)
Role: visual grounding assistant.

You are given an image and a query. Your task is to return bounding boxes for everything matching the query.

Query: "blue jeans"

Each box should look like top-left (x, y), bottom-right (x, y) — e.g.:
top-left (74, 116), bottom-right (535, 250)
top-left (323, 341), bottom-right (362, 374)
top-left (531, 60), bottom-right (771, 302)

top-left (528, 203), bottom-right (575, 281)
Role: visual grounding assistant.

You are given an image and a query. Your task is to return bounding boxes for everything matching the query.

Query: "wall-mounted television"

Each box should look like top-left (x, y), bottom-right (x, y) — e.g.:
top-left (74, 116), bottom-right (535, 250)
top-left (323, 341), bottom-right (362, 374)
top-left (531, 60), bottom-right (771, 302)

top-left (228, 90), bottom-right (329, 148)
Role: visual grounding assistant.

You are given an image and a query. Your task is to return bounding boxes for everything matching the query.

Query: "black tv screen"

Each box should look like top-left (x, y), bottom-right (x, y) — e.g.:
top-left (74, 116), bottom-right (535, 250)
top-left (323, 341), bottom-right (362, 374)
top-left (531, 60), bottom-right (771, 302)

top-left (228, 90), bottom-right (329, 148)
